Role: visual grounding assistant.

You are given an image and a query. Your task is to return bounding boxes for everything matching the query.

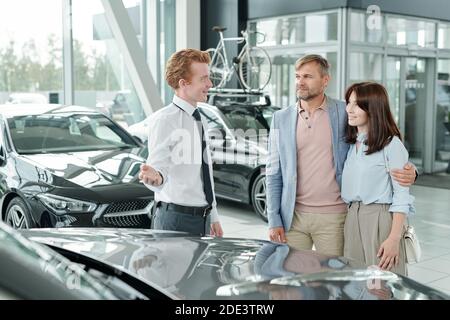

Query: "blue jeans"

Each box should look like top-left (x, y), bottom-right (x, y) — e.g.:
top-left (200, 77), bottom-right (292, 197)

top-left (152, 207), bottom-right (211, 236)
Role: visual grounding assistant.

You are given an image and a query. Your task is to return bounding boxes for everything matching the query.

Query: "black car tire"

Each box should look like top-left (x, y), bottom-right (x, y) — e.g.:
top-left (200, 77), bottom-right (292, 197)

top-left (5, 197), bottom-right (35, 229)
top-left (251, 174), bottom-right (268, 222)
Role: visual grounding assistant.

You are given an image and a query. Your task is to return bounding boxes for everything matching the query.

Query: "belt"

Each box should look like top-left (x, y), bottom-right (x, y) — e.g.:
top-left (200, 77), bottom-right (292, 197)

top-left (156, 201), bottom-right (212, 218)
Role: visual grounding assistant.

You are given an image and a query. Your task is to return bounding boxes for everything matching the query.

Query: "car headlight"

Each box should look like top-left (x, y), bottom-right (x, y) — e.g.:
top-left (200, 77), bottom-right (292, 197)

top-left (36, 194), bottom-right (97, 215)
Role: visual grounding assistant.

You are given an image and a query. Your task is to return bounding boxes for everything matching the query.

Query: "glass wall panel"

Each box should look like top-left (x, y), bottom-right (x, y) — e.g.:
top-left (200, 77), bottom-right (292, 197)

top-left (348, 52), bottom-right (382, 84)
top-left (404, 57), bottom-right (428, 168)
top-left (387, 17), bottom-right (435, 48)
top-left (438, 24), bottom-right (450, 49)
top-left (265, 51), bottom-right (337, 108)
top-left (250, 12), bottom-right (338, 47)
top-left (72, 0), bottom-right (145, 128)
top-left (349, 11), bottom-right (383, 43)
top-left (265, 54), bottom-right (297, 107)
top-left (0, 0), bottom-right (63, 104)
top-left (325, 52), bottom-right (338, 100)
top-left (386, 57), bottom-right (401, 124)
top-left (435, 59), bottom-right (450, 173)
top-left (160, 0), bottom-right (176, 105)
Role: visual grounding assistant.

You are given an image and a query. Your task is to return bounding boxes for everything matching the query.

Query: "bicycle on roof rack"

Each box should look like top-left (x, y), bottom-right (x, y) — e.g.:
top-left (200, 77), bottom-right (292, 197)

top-left (207, 89), bottom-right (272, 107)
top-left (206, 26), bottom-right (272, 91)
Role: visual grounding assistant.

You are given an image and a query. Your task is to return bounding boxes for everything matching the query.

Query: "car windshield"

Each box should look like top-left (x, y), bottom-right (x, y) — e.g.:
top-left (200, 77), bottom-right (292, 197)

top-left (219, 106), bottom-right (278, 132)
top-left (8, 113), bottom-right (138, 154)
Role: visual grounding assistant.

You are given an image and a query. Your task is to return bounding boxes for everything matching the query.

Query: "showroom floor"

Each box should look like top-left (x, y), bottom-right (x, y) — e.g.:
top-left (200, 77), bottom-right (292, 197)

top-left (218, 185), bottom-right (450, 296)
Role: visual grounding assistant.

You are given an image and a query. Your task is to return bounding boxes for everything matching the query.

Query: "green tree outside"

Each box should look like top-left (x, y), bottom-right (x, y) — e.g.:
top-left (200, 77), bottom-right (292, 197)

top-left (0, 34), bottom-right (119, 93)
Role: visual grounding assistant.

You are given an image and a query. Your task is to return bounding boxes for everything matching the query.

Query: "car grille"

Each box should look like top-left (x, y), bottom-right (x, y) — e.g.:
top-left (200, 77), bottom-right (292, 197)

top-left (102, 200), bottom-right (153, 228)
top-left (103, 214), bottom-right (150, 228)
top-left (104, 199), bottom-right (152, 214)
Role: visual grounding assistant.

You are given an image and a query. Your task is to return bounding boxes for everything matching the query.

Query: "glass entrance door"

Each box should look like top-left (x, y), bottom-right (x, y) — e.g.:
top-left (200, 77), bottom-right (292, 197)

top-left (435, 59), bottom-right (450, 174)
top-left (386, 57), bottom-right (430, 171)
top-left (386, 57), bottom-right (401, 125)
top-left (404, 58), bottom-right (428, 169)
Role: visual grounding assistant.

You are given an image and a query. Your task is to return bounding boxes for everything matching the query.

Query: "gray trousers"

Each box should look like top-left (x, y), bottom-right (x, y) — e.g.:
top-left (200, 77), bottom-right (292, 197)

top-left (152, 207), bottom-right (211, 236)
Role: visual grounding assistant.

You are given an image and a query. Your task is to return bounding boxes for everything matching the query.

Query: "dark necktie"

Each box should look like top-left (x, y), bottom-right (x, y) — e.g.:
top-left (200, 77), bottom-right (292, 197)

top-left (192, 109), bottom-right (214, 206)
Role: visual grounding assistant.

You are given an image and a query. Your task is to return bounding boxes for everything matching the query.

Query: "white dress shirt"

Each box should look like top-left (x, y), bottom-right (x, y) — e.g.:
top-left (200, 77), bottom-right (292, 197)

top-left (144, 95), bottom-right (219, 223)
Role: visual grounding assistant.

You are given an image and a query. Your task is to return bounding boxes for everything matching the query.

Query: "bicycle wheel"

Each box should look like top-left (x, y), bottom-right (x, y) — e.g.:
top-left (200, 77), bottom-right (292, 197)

top-left (206, 48), bottom-right (226, 88)
top-left (238, 46), bottom-right (272, 91)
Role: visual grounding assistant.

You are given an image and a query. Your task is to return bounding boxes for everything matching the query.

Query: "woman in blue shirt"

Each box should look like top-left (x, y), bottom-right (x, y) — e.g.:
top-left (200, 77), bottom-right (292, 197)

top-left (341, 82), bottom-right (414, 276)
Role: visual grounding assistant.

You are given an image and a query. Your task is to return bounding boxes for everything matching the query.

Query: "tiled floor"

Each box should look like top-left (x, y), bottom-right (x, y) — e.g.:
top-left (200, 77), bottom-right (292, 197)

top-left (217, 185), bottom-right (450, 296)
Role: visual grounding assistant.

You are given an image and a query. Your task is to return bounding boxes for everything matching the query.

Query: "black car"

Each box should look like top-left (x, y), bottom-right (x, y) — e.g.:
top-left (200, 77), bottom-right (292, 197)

top-left (0, 104), bottom-right (153, 230)
top-left (128, 92), bottom-right (278, 221)
top-left (20, 226), bottom-right (450, 300)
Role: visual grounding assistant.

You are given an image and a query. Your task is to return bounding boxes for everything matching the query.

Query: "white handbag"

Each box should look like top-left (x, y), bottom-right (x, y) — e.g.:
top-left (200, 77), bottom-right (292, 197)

top-left (404, 224), bottom-right (422, 263)
top-left (382, 145), bottom-right (421, 263)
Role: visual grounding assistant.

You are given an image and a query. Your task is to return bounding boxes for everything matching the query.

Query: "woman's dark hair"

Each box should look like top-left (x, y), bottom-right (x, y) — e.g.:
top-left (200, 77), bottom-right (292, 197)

top-left (345, 82), bottom-right (401, 155)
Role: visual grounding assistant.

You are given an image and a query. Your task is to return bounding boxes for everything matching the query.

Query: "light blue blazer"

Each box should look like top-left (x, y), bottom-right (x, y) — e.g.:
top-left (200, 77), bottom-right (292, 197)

top-left (266, 97), bottom-right (349, 231)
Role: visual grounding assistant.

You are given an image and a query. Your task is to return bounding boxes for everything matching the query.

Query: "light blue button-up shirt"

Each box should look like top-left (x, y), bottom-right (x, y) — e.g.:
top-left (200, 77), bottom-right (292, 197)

top-left (341, 133), bottom-right (415, 216)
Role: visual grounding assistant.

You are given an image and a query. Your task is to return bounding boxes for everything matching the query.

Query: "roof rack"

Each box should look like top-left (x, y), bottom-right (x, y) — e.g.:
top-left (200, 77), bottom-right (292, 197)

top-left (207, 89), bottom-right (271, 107)
top-left (208, 88), bottom-right (265, 95)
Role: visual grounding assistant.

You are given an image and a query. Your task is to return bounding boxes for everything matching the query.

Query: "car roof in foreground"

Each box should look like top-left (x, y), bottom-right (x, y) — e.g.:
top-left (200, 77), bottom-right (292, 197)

top-left (20, 227), bottom-right (450, 300)
top-left (0, 222), bottom-right (126, 299)
top-left (0, 104), bottom-right (100, 119)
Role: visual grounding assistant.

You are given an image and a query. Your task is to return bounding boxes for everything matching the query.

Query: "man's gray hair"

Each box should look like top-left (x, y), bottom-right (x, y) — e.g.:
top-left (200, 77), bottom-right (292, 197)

top-left (295, 54), bottom-right (330, 77)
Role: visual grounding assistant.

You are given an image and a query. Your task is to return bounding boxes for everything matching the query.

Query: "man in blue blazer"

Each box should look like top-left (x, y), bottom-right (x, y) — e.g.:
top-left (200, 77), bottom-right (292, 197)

top-left (266, 55), bottom-right (416, 256)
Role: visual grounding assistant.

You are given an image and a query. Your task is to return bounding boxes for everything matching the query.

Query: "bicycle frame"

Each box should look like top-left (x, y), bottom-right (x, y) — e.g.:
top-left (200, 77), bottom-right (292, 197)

top-left (211, 31), bottom-right (249, 83)
top-left (209, 29), bottom-right (271, 91)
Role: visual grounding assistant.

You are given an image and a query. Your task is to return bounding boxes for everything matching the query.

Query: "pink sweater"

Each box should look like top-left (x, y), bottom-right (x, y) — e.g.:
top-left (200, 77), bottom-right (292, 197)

top-left (295, 103), bottom-right (347, 214)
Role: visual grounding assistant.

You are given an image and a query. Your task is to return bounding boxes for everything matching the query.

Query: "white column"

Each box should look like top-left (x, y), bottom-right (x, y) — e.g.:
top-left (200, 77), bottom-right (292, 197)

top-left (176, 0), bottom-right (201, 50)
top-left (147, 0), bottom-right (160, 85)
top-left (63, 0), bottom-right (74, 105)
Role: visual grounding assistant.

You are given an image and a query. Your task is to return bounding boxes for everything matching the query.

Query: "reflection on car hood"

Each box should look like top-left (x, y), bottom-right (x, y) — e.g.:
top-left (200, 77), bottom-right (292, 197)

top-left (21, 148), bottom-right (146, 188)
top-left (21, 228), bottom-right (449, 300)
top-left (17, 148), bottom-right (151, 203)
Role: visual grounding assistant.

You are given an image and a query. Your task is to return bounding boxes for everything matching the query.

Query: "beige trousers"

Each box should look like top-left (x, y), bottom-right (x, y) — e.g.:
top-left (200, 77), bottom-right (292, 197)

top-left (344, 202), bottom-right (407, 276)
top-left (286, 210), bottom-right (347, 256)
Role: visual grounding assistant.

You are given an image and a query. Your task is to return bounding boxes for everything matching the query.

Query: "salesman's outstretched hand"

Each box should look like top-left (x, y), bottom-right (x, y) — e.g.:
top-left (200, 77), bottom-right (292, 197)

top-left (139, 164), bottom-right (163, 186)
